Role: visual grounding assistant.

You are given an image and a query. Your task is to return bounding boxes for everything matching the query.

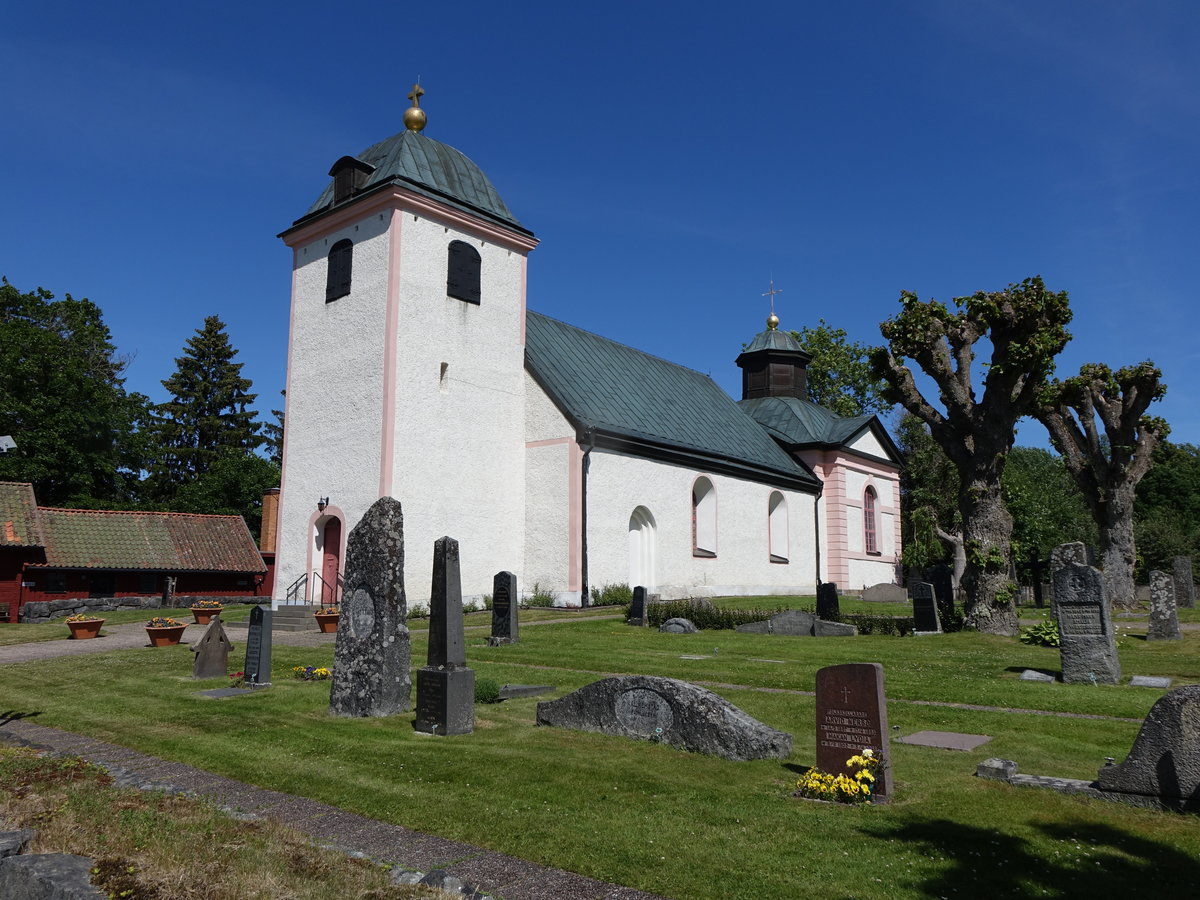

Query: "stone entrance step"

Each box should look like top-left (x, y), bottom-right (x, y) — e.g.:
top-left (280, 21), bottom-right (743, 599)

top-left (226, 605), bottom-right (321, 632)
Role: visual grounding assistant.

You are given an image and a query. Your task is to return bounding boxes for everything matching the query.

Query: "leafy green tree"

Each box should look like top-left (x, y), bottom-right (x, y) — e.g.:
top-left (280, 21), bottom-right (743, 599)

top-left (172, 452), bottom-right (281, 539)
top-left (870, 276), bottom-right (1072, 635)
top-left (262, 390), bottom-right (285, 466)
top-left (1034, 362), bottom-right (1168, 608)
top-left (896, 413), bottom-right (963, 581)
top-left (0, 279), bottom-right (148, 506)
top-left (1134, 441), bottom-right (1200, 579)
top-left (146, 316), bottom-right (262, 501)
top-left (788, 319), bottom-right (894, 418)
top-left (1002, 446), bottom-right (1096, 581)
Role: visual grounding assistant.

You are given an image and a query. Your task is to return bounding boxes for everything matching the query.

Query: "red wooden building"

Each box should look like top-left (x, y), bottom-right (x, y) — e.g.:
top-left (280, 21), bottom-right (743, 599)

top-left (0, 482), bottom-right (273, 623)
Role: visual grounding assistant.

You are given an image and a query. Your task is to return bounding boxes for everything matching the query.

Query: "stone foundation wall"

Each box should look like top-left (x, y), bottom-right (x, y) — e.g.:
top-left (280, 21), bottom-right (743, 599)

top-left (19, 596), bottom-right (261, 624)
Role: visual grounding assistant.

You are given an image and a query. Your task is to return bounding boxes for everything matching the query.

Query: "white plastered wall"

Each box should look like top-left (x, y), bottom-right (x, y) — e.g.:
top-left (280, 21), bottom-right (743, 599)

top-left (585, 450), bottom-right (818, 599)
top-left (524, 371), bottom-right (576, 601)
top-left (274, 213), bottom-right (391, 604)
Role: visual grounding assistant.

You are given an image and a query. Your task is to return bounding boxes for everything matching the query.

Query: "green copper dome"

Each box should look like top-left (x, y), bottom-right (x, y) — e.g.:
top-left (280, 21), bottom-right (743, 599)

top-left (300, 129), bottom-right (529, 235)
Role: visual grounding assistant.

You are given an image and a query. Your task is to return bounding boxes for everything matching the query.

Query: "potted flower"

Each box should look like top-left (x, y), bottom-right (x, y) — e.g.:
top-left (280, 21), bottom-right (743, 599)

top-left (144, 616), bottom-right (187, 647)
top-left (64, 613), bottom-right (104, 640)
top-left (314, 606), bottom-right (340, 633)
top-left (189, 599), bottom-right (224, 625)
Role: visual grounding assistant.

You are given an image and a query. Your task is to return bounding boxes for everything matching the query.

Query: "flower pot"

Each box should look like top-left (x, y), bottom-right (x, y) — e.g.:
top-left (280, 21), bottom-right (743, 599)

top-left (145, 625), bottom-right (188, 647)
top-left (190, 607), bottom-right (223, 625)
top-left (67, 619), bottom-right (104, 640)
top-left (314, 613), bottom-right (340, 634)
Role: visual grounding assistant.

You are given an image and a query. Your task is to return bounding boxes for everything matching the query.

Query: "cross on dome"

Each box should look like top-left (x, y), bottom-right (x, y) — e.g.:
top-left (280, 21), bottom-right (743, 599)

top-left (404, 82), bottom-right (427, 132)
top-left (762, 280), bottom-right (783, 330)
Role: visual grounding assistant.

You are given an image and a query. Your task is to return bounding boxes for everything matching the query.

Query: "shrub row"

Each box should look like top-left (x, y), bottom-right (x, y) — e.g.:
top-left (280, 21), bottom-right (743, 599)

top-left (646, 600), bottom-right (788, 631)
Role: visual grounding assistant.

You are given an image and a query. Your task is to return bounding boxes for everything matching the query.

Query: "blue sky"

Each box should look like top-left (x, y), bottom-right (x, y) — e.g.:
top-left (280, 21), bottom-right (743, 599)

top-left (4, 0), bottom-right (1196, 447)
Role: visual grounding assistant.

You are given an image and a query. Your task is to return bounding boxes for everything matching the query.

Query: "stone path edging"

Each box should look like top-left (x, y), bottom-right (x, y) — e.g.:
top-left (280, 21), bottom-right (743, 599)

top-left (0, 719), bottom-right (664, 900)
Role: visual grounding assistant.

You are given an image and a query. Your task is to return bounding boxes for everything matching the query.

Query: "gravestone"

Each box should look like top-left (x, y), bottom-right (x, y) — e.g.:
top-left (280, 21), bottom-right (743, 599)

top-left (489, 570), bottom-right (519, 645)
top-left (1051, 541), bottom-right (1088, 570)
top-left (536, 675), bottom-right (792, 761)
top-left (1146, 570), bottom-right (1182, 641)
top-left (1030, 551), bottom-right (1046, 607)
top-left (861, 583), bottom-right (907, 604)
top-left (329, 497), bottom-right (411, 717)
top-left (816, 582), bottom-right (840, 620)
top-left (735, 609), bottom-right (856, 637)
top-left (1173, 555), bottom-right (1196, 609)
top-left (928, 565), bottom-right (956, 627)
top-left (1020, 669), bottom-right (1055, 683)
top-left (659, 618), bottom-right (698, 634)
top-left (629, 586), bottom-right (647, 626)
top-left (814, 663), bottom-right (892, 799)
top-left (1051, 550), bottom-right (1121, 685)
top-left (191, 616), bottom-right (233, 679)
top-left (911, 582), bottom-right (941, 634)
top-left (415, 536), bottom-right (475, 736)
top-left (1095, 685), bottom-right (1200, 811)
top-left (243, 605), bottom-right (272, 686)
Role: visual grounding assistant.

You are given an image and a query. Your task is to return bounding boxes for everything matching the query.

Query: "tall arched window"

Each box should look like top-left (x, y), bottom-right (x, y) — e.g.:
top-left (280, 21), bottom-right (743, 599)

top-left (447, 240), bottom-right (481, 304)
top-left (768, 491), bottom-right (788, 563)
top-left (692, 476), bottom-right (717, 558)
top-left (863, 486), bottom-right (879, 555)
top-left (628, 506), bottom-right (657, 590)
top-left (326, 239), bottom-right (353, 302)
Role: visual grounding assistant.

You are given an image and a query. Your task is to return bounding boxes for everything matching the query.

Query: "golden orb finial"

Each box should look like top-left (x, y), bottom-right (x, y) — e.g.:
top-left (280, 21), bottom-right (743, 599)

top-left (404, 82), bottom-right (427, 132)
top-left (767, 313), bottom-right (780, 330)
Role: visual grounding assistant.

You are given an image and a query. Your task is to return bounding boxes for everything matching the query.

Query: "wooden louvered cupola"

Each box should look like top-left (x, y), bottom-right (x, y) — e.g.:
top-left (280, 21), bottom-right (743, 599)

top-left (735, 324), bottom-right (811, 400)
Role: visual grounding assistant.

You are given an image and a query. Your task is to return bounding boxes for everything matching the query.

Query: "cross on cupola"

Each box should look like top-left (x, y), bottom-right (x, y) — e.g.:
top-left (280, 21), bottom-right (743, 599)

top-left (404, 82), bottom-right (427, 132)
top-left (762, 279), bottom-right (783, 330)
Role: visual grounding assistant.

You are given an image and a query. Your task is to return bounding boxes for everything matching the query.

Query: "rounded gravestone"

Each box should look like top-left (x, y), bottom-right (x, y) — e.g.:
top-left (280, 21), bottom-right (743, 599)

top-left (659, 617), bottom-right (698, 634)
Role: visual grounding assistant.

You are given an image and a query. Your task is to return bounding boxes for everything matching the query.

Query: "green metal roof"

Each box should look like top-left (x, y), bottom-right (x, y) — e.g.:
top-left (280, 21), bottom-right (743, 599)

top-left (741, 327), bottom-right (808, 355)
top-left (525, 312), bottom-right (819, 490)
top-left (32, 507), bottom-right (265, 573)
top-left (301, 129), bottom-right (529, 234)
top-left (739, 395), bottom-right (876, 449)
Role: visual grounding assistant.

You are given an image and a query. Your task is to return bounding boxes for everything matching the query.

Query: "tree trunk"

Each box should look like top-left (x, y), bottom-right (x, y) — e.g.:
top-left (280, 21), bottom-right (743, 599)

top-left (959, 473), bottom-right (1019, 636)
top-left (1099, 487), bottom-right (1138, 610)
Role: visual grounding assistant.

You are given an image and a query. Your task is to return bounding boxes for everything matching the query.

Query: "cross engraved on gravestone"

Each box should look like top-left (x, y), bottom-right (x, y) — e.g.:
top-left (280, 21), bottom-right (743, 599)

top-left (615, 688), bottom-right (674, 737)
top-left (911, 581), bottom-right (941, 633)
top-left (814, 663), bottom-right (892, 799)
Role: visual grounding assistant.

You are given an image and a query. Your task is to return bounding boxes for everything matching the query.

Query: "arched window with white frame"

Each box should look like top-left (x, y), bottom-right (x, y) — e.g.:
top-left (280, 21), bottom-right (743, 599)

top-left (863, 485), bottom-right (879, 555)
top-left (692, 476), bottom-right (717, 558)
top-left (768, 491), bottom-right (788, 563)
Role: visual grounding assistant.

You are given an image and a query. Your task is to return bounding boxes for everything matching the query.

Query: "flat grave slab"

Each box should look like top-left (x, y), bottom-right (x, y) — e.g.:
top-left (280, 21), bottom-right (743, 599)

top-left (1020, 669), bottom-right (1056, 683)
top-left (896, 730), bottom-right (992, 751)
top-left (748, 658), bottom-right (788, 664)
top-left (678, 654), bottom-right (712, 660)
top-left (1130, 675), bottom-right (1172, 688)
top-left (196, 687), bottom-right (266, 700)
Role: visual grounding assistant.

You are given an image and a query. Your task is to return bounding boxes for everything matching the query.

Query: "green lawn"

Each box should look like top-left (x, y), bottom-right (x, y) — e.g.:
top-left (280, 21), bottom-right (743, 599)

top-left (1, 609), bottom-right (1198, 899)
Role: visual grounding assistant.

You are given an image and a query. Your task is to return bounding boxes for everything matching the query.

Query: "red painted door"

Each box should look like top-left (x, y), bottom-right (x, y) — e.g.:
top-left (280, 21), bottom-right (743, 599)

top-left (321, 518), bottom-right (342, 605)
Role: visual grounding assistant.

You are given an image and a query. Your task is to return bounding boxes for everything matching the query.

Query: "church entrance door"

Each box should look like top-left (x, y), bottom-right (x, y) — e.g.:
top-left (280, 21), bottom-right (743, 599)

top-left (318, 517), bottom-right (342, 605)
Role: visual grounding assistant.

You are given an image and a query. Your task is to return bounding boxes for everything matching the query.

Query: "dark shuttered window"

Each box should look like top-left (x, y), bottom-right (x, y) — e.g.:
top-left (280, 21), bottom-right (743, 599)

top-left (326, 239), bottom-right (353, 302)
top-left (447, 240), bottom-right (481, 304)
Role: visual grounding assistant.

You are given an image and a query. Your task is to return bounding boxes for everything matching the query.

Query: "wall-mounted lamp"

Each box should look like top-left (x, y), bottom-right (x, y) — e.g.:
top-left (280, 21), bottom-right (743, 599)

top-left (317, 497), bottom-right (329, 512)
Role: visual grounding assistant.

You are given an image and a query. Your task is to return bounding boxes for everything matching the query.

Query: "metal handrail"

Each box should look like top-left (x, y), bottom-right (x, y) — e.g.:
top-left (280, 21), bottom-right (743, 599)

top-left (284, 572), bottom-right (308, 606)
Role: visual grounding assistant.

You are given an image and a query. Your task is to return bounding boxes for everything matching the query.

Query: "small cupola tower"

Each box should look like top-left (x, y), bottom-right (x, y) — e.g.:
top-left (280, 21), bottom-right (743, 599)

top-left (735, 284), bottom-right (811, 400)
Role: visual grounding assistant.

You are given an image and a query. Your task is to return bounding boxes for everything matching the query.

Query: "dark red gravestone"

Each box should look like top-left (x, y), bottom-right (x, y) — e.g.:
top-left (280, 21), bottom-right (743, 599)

top-left (815, 663), bottom-right (893, 799)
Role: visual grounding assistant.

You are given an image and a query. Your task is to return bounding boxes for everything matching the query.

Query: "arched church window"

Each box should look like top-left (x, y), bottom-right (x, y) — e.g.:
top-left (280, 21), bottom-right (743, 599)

top-left (768, 491), bottom-right (788, 563)
top-left (863, 486), bottom-right (879, 555)
top-left (326, 239), bottom-right (353, 302)
top-left (447, 240), bottom-right (481, 304)
top-left (692, 476), bottom-right (717, 558)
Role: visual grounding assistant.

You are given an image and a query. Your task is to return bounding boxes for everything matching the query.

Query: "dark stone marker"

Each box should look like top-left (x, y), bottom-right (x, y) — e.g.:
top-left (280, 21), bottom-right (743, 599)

top-left (816, 582), bottom-right (840, 620)
top-left (1147, 570), bottom-right (1182, 641)
top-left (928, 565), bottom-right (955, 627)
top-left (1051, 548), bottom-right (1120, 685)
top-left (629, 585), bottom-right (647, 626)
top-left (1095, 685), bottom-right (1200, 811)
top-left (1030, 551), bottom-right (1045, 608)
top-left (415, 536), bottom-right (475, 736)
top-left (815, 663), bottom-right (892, 800)
top-left (1173, 556), bottom-right (1195, 609)
top-left (191, 616), bottom-right (233, 679)
top-left (536, 674), bottom-right (792, 761)
top-left (329, 497), bottom-right (411, 718)
top-left (861, 583), bottom-right (907, 604)
top-left (911, 582), bottom-right (941, 634)
top-left (490, 570), bottom-right (518, 645)
top-left (243, 605), bottom-right (272, 686)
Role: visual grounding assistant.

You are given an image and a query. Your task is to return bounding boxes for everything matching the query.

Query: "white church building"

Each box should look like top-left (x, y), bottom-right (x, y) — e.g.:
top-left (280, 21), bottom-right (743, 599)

top-left (272, 89), bottom-right (902, 609)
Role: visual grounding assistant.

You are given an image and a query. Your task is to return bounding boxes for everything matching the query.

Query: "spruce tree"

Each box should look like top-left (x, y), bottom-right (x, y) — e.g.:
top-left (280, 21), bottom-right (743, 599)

top-left (147, 316), bottom-right (262, 500)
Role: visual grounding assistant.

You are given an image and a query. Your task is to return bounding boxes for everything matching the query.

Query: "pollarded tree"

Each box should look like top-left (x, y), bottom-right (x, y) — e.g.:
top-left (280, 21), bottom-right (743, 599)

top-left (1034, 362), bottom-right (1168, 609)
top-left (896, 413), bottom-right (964, 585)
top-left (870, 276), bottom-right (1072, 635)
top-left (147, 316), bottom-right (262, 501)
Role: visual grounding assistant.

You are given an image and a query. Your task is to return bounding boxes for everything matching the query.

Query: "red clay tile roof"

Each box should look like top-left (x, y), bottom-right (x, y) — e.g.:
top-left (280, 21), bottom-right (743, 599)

top-left (32, 507), bottom-right (266, 573)
top-left (0, 482), bottom-right (44, 547)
